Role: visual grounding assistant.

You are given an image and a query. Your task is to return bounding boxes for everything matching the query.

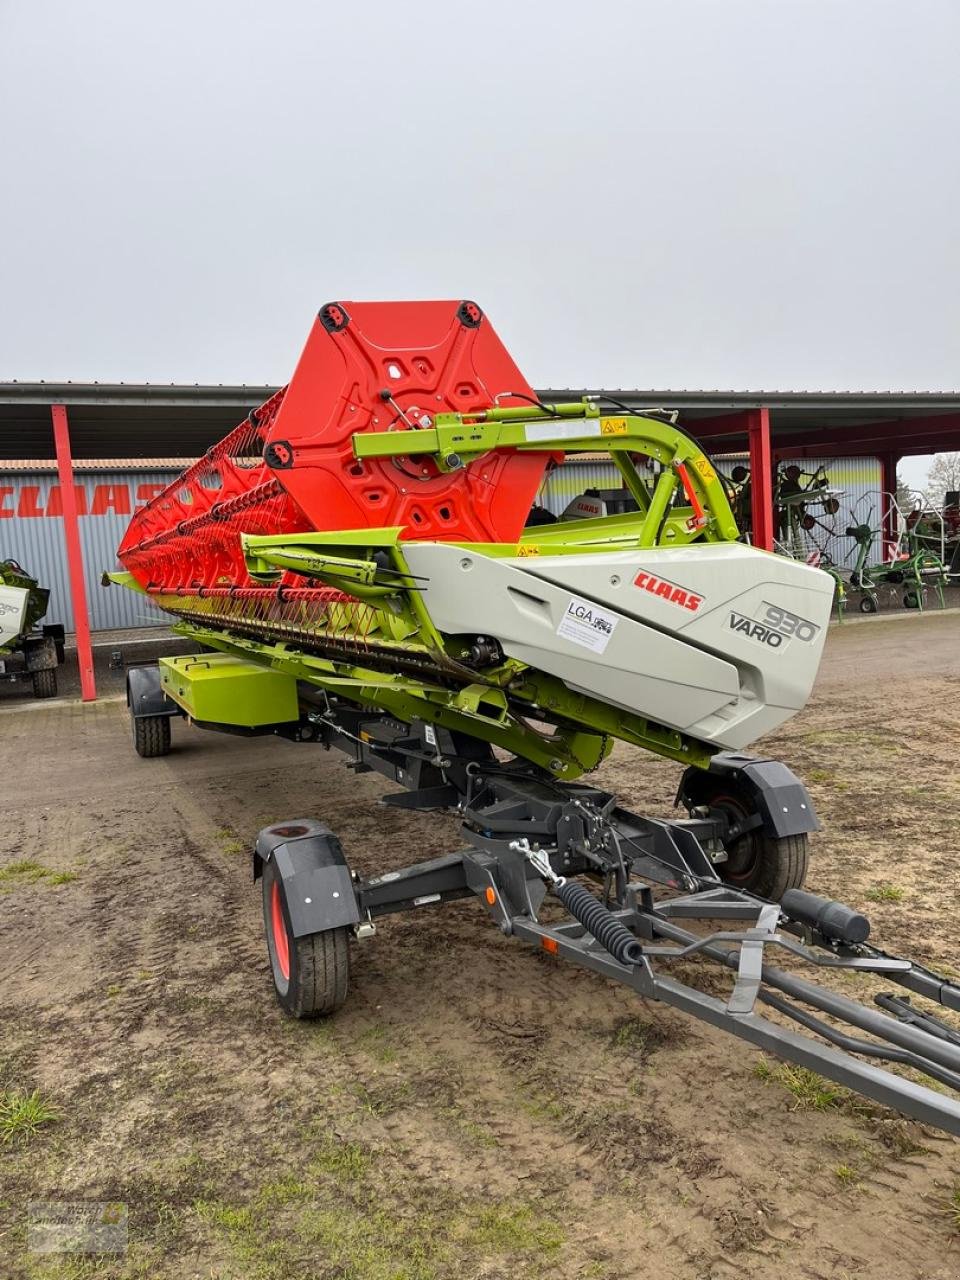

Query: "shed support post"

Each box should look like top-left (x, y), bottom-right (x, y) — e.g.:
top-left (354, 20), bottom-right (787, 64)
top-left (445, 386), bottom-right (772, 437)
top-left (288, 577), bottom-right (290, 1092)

top-left (51, 404), bottom-right (96, 701)
top-left (748, 407), bottom-right (774, 551)
top-left (880, 451), bottom-right (900, 561)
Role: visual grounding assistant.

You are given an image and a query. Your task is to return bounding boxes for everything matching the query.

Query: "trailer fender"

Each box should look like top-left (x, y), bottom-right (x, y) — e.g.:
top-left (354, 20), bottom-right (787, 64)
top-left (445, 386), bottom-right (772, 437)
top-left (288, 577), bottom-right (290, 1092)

top-left (126, 665), bottom-right (180, 718)
top-left (677, 751), bottom-right (819, 839)
top-left (42, 623), bottom-right (66, 665)
top-left (254, 820), bottom-right (360, 937)
top-left (23, 635), bottom-right (58, 672)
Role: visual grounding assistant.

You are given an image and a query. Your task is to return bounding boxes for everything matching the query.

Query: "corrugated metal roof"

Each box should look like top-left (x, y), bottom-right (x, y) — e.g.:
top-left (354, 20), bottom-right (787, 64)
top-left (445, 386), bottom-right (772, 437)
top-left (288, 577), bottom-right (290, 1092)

top-left (0, 458), bottom-right (193, 473)
top-left (3, 381), bottom-right (960, 401)
top-left (2, 383), bottom-right (959, 463)
top-left (0, 458), bottom-right (191, 472)
top-left (0, 382), bottom-right (279, 406)
top-left (3, 381), bottom-right (960, 410)
top-left (541, 388), bottom-right (960, 402)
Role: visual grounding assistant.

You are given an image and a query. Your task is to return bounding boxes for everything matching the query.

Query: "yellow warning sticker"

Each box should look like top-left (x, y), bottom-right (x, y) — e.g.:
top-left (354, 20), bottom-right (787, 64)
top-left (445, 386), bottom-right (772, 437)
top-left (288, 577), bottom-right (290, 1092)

top-left (516, 544), bottom-right (541, 557)
top-left (692, 457), bottom-right (716, 482)
top-left (600, 417), bottom-right (629, 435)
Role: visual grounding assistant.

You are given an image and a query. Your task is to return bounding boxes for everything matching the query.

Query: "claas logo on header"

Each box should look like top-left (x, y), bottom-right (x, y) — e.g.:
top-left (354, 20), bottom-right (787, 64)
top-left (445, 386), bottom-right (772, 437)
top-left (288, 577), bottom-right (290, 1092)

top-left (634, 571), bottom-right (704, 613)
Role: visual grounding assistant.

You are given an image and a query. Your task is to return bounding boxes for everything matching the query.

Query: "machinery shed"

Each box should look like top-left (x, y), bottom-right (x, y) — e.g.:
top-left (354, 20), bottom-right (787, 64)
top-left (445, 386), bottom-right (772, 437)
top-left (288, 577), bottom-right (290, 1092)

top-left (0, 461), bottom-right (183, 631)
top-left (2, 379), bottom-right (959, 701)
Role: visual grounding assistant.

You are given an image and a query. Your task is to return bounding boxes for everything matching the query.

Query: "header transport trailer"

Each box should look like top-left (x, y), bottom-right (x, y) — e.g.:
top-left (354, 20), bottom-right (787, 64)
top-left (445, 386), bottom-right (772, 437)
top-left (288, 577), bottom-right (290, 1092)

top-left (109, 301), bottom-right (960, 1137)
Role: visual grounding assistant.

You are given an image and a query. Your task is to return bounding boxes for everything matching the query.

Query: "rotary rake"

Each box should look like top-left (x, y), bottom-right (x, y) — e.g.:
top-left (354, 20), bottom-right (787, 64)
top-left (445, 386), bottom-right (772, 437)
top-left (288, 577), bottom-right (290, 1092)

top-left (844, 496), bottom-right (950, 614)
top-left (722, 462), bottom-right (847, 618)
top-left (111, 301), bottom-right (960, 1136)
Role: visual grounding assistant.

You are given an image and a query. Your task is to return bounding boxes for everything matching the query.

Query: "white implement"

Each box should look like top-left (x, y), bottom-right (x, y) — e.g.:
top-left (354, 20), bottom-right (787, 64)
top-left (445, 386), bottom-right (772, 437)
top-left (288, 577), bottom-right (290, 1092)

top-left (404, 541), bottom-right (834, 750)
top-left (0, 583), bottom-right (29, 652)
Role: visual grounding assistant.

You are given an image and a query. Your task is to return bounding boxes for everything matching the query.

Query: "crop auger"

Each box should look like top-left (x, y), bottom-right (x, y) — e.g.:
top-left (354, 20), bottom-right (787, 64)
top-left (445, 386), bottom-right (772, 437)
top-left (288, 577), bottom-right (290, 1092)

top-left (110, 301), bottom-right (960, 1136)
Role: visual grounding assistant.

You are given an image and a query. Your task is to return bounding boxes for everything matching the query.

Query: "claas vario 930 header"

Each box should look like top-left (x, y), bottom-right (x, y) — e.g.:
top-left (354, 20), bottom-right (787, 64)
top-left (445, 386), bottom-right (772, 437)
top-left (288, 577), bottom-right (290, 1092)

top-left (110, 301), bottom-right (960, 1136)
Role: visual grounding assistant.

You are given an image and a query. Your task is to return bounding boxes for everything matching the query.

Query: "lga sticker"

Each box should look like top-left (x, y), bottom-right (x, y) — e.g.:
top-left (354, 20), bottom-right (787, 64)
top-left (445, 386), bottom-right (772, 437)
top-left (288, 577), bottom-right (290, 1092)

top-left (557, 595), bottom-right (619, 654)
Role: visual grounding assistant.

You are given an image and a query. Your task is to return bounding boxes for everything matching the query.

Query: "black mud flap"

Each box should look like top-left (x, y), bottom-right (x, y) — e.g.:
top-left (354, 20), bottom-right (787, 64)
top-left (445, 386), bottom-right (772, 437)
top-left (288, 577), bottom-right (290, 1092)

top-left (42, 623), bottom-right (66, 665)
top-left (254, 819), bottom-right (360, 937)
top-left (677, 751), bottom-right (819, 839)
top-left (23, 635), bottom-right (58, 672)
top-left (126, 665), bottom-right (180, 718)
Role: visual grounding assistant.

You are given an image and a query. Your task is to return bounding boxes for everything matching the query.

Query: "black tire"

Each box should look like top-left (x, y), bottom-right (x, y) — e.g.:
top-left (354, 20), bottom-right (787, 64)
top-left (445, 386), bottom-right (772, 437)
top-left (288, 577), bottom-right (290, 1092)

top-left (859, 595), bottom-right (878, 614)
top-left (691, 785), bottom-right (809, 900)
top-left (261, 857), bottom-right (349, 1018)
top-left (133, 713), bottom-right (171, 758)
top-left (724, 830), bottom-right (809, 900)
top-left (31, 667), bottom-right (57, 698)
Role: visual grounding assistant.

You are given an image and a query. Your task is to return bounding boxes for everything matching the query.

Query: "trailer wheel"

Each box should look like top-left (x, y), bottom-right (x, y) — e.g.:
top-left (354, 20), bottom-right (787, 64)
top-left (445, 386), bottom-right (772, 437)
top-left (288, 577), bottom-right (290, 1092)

top-left (859, 596), bottom-right (878, 614)
top-left (708, 790), bottom-right (809, 900)
top-left (903, 591), bottom-right (919, 609)
top-left (133, 714), bottom-right (171, 758)
top-left (261, 857), bottom-right (349, 1018)
top-left (31, 668), bottom-right (57, 699)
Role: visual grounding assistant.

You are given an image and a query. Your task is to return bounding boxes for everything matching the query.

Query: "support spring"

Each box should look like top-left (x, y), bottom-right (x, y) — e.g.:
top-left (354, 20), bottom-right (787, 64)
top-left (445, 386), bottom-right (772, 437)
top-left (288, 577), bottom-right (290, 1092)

top-left (554, 880), bottom-right (643, 967)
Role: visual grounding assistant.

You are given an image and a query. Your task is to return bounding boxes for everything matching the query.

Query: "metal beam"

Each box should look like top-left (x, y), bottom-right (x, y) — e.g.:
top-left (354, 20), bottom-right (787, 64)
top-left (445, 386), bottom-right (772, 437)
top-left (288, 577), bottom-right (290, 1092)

top-left (775, 439), bottom-right (960, 461)
top-left (51, 405), bottom-right (96, 701)
top-left (2, 383), bottom-right (279, 408)
top-left (748, 408), bottom-right (774, 550)
top-left (880, 452), bottom-right (900, 559)
top-left (766, 413), bottom-right (960, 454)
top-left (537, 388), bottom-right (960, 412)
top-left (683, 410), bottom-right (754, 440)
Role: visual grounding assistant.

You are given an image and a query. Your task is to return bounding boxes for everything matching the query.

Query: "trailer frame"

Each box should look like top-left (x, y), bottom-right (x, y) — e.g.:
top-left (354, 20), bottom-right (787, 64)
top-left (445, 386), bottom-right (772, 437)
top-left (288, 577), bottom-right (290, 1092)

top-left (129, 673), bottom-right (960, 1137)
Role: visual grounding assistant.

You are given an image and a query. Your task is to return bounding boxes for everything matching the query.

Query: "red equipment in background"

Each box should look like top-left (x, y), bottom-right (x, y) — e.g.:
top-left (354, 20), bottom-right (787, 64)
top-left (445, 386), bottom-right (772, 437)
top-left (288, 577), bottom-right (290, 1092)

top-left (118, 301), bottom-right (555, 596)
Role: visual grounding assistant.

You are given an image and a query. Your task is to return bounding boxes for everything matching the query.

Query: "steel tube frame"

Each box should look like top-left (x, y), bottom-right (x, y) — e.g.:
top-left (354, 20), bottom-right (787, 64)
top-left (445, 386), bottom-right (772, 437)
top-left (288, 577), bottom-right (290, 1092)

top-left (648, 914), bottom-right (960, 1077)
top-left (501, 876), bottom-right (960, 1134)
top-left (344, 835), bottom-right (960, 1136)
top-left (51, 403), bottom-right (96, 701)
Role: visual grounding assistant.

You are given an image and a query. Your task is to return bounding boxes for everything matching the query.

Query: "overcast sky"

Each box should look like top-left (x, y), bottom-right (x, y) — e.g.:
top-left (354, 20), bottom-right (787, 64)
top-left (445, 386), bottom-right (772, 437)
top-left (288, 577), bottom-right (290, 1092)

top-left (1, 1), bottom-right (957, 485)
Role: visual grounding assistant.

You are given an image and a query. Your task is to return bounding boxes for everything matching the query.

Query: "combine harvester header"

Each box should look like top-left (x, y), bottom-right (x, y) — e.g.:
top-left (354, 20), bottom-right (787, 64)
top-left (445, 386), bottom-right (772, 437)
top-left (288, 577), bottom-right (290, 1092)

top-left (113, 301), bottom-right (960, 1138)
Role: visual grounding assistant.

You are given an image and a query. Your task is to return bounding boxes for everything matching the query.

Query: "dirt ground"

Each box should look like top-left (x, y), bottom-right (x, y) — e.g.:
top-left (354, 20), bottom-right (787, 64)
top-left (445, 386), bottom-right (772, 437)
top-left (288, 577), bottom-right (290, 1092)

top-left (1, 613), bottom-right (959, 1280)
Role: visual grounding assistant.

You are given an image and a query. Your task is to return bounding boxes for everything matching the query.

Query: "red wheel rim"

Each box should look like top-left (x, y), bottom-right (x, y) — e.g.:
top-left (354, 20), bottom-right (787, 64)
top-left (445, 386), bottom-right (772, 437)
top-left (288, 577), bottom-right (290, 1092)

top-left (270, 880), bottom-right (290, 981)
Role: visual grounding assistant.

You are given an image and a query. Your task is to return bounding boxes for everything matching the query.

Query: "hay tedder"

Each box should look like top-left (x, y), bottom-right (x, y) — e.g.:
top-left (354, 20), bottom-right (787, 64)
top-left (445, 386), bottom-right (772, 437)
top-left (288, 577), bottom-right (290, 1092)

top-left (111, 302), bottom-right (960, 1135)
top-left (844, 500), bottom-right (950, 614)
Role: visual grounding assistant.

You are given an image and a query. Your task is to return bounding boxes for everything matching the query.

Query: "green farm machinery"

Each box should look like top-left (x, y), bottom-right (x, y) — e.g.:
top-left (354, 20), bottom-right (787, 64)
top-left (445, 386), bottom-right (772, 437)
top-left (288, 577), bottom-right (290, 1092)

top-left (845, 506), bottom-right (950, 614)
top-left (905, 492), bottom-right (960, 581)
top-left (111, 301), bottom-right (960, 1137)
top-left (0, 558), bottom-right (64, 698)
top-left (725, 461), bottom-right (847, 617)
